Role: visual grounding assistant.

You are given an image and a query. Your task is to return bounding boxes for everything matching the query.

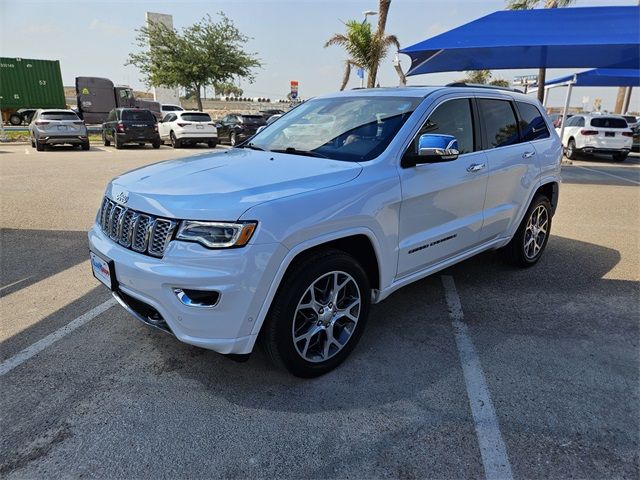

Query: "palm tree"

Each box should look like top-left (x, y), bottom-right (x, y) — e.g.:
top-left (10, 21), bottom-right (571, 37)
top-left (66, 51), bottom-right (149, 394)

top-left (506, 0), bottom-right (576, 103)
top-left (325, 0), bottom-right (404, 90)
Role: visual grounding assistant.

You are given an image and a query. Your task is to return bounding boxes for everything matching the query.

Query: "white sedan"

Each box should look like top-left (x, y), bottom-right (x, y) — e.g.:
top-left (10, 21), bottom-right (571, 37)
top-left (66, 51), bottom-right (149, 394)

top-left (158, 111), bottom-right (218, 148)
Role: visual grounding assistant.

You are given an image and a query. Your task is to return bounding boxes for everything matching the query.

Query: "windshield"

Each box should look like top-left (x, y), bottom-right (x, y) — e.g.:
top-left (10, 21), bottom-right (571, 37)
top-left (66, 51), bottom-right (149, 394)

top-left (247, 96), bottom-right (421, 161)
top-left (40, 111), bottom-right (79, 121)
top-left (122, 110), bottom-right (155, 122)
top-left (591, 117), bottom-right (627, 128)
top-left (181, 113), bottom-right (211, 122)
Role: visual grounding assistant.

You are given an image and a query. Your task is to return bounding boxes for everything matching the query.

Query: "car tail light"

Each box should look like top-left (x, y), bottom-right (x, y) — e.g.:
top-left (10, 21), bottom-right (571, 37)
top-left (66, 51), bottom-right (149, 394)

top-left (621, 131), bottom-right (633, 137)
top-left (35, 120), bottom-right (50, 126)
top-left (580, 129), bottom-right (599, 136)
top-left (153, 124), bottom-right (158, 132)
top-left (116, 122), bottom-right (126, 133)
top-left (177, 122), bottom-right (191, 127)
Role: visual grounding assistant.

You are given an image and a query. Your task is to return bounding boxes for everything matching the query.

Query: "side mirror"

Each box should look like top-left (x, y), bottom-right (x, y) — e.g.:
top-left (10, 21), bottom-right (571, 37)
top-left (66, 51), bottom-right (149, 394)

top-left (402, 134), bottom-right (459, 167)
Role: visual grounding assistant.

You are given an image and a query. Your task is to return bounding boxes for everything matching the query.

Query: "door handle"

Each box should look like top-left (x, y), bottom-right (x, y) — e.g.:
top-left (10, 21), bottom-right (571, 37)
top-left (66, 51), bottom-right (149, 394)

top-left (466, 163), bottom-right (486, 173)
top-left (522, 151), bottom-right (535, 159)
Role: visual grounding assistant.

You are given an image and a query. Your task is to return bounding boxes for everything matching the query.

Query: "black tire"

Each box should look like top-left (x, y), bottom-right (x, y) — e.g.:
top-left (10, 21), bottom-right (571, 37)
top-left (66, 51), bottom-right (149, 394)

top-left (9, 113), bottom-right (22, 126)
top-left (613, 151), bottom-right (628, 162)
top-left (152, 140), bottom-right (161, 149)
top-left (500, 195), bottom-right (552, 268)
top-left (170, 131), bottom-right (181, 148)
top-left (261, 249), bottom-right (371, 377)
top-left (36, 141), bottom-right (45, 152)
top-left (230, 131), bottom-right (237, 146)
top-left (565, 138), bottom-right (578, 160)
top-left (31, 136), bottom-right (35, 148)
top-left (81, 141), bottom-right (90, 151)
top-left (207, 139), bottom-right (218, 148)
top-left (102, 131), bottom-right (110, 146)
top-left (114, 133), bottom-right (123, 149)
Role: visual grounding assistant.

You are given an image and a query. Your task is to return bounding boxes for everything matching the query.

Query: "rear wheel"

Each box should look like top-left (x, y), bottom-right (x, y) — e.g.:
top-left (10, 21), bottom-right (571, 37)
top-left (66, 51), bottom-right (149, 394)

top-left (81, 140), bottom-right (90, 151)
top-left (102, 131), bottom-right (110, 146)
top-left (613, 151), bottom-right (628, 162)
top-left (9, 113), bottom-right (22, 126)
top-left (31, 136), bottom-right (35, 148)
top-left (114, 133), bottom-right (123, 149)
top-left (152, 140), bottom-right (161, 149)
top-left (565, 139), bottom-right (578, 160)
top-left (500, 195), bottom-right (552, 268)
top-left (261, 249), bottom-right (371, 377)
top-left (207, 139), bottom-right (218, 148)
top-left (36, 141), bottom-right (45, 152)
top-left (170, 131), bottom-right (181, 148)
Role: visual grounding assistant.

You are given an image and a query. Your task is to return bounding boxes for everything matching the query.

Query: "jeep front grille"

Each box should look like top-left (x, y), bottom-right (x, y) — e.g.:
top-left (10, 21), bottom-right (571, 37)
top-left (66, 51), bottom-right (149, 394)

top-left (98, 197), bottom-right (177, 257)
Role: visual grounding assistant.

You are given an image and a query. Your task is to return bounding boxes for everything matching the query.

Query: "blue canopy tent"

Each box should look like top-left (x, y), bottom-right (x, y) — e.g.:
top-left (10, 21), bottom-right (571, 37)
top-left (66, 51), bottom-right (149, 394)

top-left (543, 68), bottom-right (640, 140)
top-left (400, 6), bottom-right (640, 76)
top-left (545, 69), bottom-right (640, 88)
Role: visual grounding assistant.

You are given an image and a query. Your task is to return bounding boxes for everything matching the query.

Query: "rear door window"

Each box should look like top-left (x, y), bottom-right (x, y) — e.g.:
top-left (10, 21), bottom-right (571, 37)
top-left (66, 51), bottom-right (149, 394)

top-left (477, 99), bottom-right (519, 148)
top-left (590, 117), bottom-right (628, 129)
top-left (122, 110), bottom-right (154, 122)
top-left (516, 102), bottom-right (550, 141)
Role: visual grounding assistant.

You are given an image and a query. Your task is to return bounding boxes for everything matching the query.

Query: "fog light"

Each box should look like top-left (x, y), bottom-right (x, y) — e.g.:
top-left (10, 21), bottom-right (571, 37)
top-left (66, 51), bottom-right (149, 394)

top-left (173, 288), bottom-right (220, 308)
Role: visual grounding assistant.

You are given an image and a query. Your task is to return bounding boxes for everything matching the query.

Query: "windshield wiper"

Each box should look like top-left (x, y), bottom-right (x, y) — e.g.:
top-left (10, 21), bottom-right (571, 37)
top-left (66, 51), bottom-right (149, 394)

top-left (238, 143), bottom-right (266, 151)
top-left (270, 147), bottom-right (328, 158)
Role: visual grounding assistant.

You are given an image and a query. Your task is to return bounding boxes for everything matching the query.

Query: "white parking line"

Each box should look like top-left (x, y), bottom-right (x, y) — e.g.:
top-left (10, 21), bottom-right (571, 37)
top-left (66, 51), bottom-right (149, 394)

top-left (24, 148), bottom-right (30, 155)
top-left (574, 165), bottom-right (640, 186)
top-left (0, 276), bottom-right (32, 292)
top-left (441, 275), bottom-right (513, 480)
top-left (0, 298), bottom-right (116, 376)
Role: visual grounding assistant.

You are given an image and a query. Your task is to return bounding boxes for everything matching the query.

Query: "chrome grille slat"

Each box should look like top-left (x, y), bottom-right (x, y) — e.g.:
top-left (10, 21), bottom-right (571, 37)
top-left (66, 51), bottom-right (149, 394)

top-left (98, 196), bottom-right (176, 258)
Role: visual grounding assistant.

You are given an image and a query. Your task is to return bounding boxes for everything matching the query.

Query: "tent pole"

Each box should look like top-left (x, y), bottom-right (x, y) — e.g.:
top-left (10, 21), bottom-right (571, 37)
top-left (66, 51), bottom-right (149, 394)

top-left (623, 87), bottom-right (633, 114)
top-left (543, 87), bottom-right (550, 107)
top-left (559, 77), bottom-right (575, 149)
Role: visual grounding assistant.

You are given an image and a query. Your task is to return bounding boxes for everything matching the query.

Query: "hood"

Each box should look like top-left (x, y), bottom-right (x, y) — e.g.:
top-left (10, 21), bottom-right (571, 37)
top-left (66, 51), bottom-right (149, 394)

top-left (107, 148), bottom-right (362, 220)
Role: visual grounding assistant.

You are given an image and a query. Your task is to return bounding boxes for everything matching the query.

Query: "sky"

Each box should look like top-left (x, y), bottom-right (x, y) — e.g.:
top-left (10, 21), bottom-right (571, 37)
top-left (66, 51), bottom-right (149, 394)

top-left (1, 0), bottom-right (638, 111)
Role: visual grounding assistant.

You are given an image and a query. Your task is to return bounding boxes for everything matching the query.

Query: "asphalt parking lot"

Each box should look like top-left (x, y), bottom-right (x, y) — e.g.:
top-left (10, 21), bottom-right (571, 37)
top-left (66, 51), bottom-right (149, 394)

top-left (1, 143), bottom-right (638, 479)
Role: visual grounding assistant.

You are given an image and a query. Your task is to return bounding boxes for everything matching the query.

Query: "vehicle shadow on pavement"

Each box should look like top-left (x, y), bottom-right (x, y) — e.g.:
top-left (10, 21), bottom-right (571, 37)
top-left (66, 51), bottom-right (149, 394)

top-left (0, 228), bottom-right (89, 298)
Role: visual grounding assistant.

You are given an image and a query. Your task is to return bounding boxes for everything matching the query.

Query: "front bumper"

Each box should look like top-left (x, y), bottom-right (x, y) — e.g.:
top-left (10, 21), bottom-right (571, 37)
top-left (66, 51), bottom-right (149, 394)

top-left (88, 224), bottom-right (286, 354)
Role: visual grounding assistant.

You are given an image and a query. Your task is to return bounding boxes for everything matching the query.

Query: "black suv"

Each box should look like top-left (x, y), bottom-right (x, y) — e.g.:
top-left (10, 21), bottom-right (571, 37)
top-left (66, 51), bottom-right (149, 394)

top-left (102, 108), bottom-right (161, 149)
top-left (216, 113), bottom-right (266, 146)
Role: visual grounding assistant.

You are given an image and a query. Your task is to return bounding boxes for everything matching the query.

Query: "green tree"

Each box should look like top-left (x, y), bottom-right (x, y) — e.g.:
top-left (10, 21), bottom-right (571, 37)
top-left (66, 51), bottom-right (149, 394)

top-left (506, 0), bottom-right (576, 102)
top-left (461, 70), bottom-right (510, 87)
top-left (127, 13), bottom-right (261, 111)
top-left (213, 82), bottom-right (243, 98)
top-left (325, 0), bottom-right (403, 89)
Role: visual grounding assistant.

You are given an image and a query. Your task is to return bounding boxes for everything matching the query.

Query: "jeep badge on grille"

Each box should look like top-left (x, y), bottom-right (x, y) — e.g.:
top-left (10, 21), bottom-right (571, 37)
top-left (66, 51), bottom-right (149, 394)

top-left (116, 191), bottom-right (129, 204)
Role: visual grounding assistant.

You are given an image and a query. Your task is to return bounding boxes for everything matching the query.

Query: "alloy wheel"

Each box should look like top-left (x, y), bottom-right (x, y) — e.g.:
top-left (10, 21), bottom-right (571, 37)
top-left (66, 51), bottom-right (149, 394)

top-left (524, 205), bottom-right (548, 260)
top-left (292, 271), bottom-right (361, 363)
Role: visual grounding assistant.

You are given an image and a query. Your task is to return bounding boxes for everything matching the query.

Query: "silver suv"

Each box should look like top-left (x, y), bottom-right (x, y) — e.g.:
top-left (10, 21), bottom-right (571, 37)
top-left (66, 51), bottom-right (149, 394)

top-left (29, 109), bottom-right (89, 151)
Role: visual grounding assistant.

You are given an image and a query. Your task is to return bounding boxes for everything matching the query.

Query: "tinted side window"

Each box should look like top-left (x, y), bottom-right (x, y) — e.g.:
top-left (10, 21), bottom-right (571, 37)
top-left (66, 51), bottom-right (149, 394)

top-left (516, 102), bottom-right (550, 141)
top-left (415, 98), bottom-right (475, 154)
top-left (478, 99), bottom-right (519, 148)
top-left (576, 117), bottom-right (585, 127)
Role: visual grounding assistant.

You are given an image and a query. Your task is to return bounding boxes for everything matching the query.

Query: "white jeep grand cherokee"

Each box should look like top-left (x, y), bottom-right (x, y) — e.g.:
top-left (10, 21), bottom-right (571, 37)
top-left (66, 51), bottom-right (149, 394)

top-left (89, 86), bottom-right (562, 377)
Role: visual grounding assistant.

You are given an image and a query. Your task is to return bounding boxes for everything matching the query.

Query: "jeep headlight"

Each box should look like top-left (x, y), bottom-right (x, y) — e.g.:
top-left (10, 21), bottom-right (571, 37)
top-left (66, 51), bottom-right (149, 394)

top-left (176, 221), bottom-right (257, 248)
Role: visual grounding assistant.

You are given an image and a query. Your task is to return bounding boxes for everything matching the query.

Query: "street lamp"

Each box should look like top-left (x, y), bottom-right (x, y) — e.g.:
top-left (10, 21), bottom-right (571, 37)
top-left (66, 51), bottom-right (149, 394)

top-left (362, 10), bottom-right (377, 23)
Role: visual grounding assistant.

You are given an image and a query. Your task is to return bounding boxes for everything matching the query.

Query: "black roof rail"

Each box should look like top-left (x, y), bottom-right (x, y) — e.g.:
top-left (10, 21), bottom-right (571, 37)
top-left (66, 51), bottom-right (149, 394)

top-left (446, 82), bottom-right (524, 94)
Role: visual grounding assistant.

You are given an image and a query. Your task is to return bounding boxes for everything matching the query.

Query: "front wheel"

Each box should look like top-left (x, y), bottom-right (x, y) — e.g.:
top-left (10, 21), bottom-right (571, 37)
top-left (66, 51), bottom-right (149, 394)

top-left (102, 131), bottom-right (110, 146)
top-left (613, 151), bottom-right (628, 162)
top-left (9, 113), bottom-right (22, 126)
top-left (500, 195), bottom-right (552, 268)
top-left (261, 249), bottom-right (371, 377)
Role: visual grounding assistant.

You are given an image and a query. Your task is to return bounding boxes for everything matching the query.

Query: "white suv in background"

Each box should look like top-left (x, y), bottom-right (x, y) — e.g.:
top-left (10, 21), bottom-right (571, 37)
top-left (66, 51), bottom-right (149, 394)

top-left (559, 114), bottom-right (633, 162)
top-left (89, 85), bottom-right (562, 377)
top-left (158, 111), bottom-right (218, 148)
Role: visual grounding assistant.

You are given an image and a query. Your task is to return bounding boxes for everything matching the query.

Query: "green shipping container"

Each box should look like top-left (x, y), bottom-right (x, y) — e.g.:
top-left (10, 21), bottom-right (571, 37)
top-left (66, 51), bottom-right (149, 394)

top-left (0, 57), bottom-right (66, 110)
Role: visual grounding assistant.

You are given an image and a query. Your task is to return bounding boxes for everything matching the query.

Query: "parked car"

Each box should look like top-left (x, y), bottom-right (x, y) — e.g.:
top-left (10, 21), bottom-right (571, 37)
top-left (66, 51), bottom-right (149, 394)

top-left (216, 113), bottom-right (266, 146)
top-left (89, 85), bottom-right (561, 377)
top-left (161, 104), bottom-right (184, 114)
top-left (158, 111), bottom-right (218, 148)
top-left (632, 125), bottom-right (640, 152)
top-left (548, 113), bottom-right (573, 128)
top-left (259, 109), bottom-right (285, 120)
top-left (256, 113), bottom-right (283, 134)
top-left (622, 115), bottom-right (638, 129)
top-left (101, 108), bottom-right (160, 149)
top-left (558, 114), bottom-right (633, 161)
top-left (29, 109), bottom-right (89, 151)
top-left (16, 108), bottom-right (37, 125)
